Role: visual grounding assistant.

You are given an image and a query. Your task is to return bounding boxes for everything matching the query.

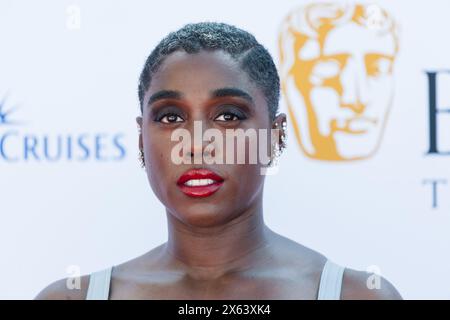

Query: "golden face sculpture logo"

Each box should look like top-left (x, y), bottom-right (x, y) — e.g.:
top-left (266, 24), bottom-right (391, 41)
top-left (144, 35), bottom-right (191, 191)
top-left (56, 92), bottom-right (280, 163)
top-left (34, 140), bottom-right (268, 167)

top-left (278, 3), bottom-right (399, 161)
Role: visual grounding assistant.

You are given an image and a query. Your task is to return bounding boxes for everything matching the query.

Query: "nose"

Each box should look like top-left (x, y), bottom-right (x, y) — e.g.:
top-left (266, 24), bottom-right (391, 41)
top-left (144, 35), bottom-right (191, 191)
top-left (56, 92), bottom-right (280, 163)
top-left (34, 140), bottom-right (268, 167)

top-left (340, 57), bottom-right (369, 115)
top-left (185, 120), bottom-right (214, 163)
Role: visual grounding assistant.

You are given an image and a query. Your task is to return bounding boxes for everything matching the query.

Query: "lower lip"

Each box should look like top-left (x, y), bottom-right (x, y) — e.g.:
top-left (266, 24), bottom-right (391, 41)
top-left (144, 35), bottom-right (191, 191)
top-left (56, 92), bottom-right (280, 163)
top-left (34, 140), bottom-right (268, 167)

top-left (178, 181), bottom-right (224, 198)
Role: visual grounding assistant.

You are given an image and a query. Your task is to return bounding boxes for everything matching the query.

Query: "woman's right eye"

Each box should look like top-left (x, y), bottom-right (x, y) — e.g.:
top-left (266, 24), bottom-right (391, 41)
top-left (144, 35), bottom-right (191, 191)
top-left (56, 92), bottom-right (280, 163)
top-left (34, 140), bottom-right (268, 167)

top-left (157, 113), bottom-right (184, 123)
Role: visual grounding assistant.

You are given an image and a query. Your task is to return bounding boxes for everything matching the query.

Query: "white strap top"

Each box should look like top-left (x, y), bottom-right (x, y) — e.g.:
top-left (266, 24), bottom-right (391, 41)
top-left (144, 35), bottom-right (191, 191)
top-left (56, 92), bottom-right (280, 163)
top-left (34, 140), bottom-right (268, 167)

top-left (85, 266), bottom-right (113, 300)
top-left (85, 259), bottom-right (345, 300)
top-left (317, 260), bottom-right (345, 300)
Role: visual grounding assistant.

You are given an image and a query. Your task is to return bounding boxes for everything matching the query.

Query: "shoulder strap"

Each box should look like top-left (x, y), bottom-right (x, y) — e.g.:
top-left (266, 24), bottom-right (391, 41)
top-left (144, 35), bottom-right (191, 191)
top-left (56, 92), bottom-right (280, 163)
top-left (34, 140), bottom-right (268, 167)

top-left (86, 267), bottom-right (113, 300)
top-left (317, 260), bottom-right (345, 300)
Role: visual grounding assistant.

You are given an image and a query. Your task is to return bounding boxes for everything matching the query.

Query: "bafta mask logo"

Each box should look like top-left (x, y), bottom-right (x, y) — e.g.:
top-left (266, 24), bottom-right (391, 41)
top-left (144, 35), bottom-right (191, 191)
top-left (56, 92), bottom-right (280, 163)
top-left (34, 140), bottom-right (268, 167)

top-left (278, 3), bottom-right (399, 161)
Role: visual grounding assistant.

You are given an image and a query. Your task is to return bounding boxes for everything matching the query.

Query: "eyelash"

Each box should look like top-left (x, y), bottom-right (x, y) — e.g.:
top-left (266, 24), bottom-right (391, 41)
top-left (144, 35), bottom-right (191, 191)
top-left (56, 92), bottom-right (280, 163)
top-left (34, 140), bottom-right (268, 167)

top-left (155, 113), bottom-right (183, 124)
top-left (154, 109), bottom-right (247, 124)
top-left (215, 111), bottom-right (247, 122)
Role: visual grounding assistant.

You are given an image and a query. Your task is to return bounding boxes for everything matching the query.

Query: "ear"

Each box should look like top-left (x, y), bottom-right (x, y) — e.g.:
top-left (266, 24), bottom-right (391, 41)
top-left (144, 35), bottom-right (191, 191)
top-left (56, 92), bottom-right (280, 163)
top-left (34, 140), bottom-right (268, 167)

top-left (271, 113), bottom-right (287, 146)
top-left (136, 116), bottom-right (143, 150)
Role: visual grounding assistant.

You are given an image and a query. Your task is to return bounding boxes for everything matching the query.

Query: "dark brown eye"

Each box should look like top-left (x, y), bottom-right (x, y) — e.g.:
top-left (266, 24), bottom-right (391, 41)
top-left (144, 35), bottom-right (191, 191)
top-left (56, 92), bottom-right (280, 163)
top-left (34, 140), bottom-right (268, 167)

top-left (158, 113), bottom-right (184, 123)
top-left (214, 111), bottom-right (245, 122)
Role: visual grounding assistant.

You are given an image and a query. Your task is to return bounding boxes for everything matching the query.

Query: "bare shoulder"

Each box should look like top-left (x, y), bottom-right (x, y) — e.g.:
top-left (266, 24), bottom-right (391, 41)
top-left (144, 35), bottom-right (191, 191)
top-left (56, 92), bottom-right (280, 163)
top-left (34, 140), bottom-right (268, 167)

top-left (35, 245), bottom-right (165, 300)
top-left (266, 229), bottom-right (402, 299)
top-left (268, 228), bottom-right (327, 268)
top-left (341, 268), bottom-right (402, 300)
top-left (112, 243), bottom-right (166, 274)
top-left (34, 275), bottom-right (90, 300)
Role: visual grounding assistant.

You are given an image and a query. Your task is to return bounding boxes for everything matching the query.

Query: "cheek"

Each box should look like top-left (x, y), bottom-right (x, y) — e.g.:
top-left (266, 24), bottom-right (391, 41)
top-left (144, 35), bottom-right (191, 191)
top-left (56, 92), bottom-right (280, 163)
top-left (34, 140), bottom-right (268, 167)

top-left (142, 131), bottom-right (176, 200)
top-left (233, 164), bottom-right (265, 206)
top-left (235, 122), bottom-right (271, 193)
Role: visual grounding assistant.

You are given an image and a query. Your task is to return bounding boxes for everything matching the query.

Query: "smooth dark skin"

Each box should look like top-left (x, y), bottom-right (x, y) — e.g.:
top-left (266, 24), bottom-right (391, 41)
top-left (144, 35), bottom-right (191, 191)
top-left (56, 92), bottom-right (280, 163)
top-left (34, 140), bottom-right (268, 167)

top-left (36, 50), bottom-right (402, 300)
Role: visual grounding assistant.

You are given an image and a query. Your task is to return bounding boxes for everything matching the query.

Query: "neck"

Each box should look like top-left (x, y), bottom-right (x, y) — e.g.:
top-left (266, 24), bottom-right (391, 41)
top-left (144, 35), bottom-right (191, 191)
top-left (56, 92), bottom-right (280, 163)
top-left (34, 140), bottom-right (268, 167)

top-left (163, 195), bottom-right (270, 279)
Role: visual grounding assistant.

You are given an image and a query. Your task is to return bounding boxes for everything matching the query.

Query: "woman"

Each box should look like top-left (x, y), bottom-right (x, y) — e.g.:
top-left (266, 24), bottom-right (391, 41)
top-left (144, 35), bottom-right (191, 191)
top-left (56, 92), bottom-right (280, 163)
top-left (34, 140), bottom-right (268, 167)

top-left (36, 22), bottom-right (402, 300)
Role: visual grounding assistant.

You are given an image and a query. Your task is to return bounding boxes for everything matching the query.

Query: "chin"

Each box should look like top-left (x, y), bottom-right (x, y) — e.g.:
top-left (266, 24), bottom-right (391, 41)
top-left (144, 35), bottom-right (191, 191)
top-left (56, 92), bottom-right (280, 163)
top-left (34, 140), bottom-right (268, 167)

top-left (175, 203), bottom-right (232, 228)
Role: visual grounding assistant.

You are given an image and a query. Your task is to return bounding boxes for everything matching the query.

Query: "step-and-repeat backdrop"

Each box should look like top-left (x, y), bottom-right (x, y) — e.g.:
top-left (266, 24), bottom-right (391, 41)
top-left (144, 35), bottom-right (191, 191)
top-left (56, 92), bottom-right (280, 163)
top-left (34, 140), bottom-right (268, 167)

top-left (1, 0), bottom-right (449, 299)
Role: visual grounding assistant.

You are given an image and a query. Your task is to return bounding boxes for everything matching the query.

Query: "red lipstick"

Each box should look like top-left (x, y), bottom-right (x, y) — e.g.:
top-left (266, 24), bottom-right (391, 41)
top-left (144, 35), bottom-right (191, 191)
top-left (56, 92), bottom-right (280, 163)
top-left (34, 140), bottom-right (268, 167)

top-left (176, 168), bottom-right (224, 198)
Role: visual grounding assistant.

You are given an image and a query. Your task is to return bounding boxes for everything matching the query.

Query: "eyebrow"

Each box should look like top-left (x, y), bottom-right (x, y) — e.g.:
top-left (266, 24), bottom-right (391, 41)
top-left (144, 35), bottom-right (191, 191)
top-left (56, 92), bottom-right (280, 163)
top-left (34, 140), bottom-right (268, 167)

top-left (147, 90), bottom-right (182, 106)
top-left (211, 87), bottom-right (254, 104)
top-left (147, 87), bottom-right (254, 107)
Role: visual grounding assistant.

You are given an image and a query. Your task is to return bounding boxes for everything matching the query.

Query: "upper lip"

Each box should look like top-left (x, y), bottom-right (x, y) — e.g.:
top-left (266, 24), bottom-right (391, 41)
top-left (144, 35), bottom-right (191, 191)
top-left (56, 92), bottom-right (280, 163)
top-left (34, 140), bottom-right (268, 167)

top-left (177, 168), bottom-right (224, 186)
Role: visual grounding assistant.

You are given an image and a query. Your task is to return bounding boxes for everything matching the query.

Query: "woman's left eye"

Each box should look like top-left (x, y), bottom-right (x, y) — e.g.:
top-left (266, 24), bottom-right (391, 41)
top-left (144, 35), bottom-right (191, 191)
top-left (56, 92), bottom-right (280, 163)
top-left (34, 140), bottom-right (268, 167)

top-left (214, 112), bottom-right (242, 122)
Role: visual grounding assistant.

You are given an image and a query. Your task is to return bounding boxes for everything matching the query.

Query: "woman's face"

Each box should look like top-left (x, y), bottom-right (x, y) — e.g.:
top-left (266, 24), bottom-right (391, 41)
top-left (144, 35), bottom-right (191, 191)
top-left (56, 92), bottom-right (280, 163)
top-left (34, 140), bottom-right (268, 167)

top-left (137, 50), bottom-right (284, 228)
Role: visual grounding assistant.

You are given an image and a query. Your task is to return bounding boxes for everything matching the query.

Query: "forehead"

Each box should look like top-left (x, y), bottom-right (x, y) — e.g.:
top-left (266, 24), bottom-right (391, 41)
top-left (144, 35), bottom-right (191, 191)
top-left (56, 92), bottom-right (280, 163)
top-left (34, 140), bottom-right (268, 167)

top-left (148, 50), bottom-right (257, 96)
top-left (323, 23), bottom-right (396, 56)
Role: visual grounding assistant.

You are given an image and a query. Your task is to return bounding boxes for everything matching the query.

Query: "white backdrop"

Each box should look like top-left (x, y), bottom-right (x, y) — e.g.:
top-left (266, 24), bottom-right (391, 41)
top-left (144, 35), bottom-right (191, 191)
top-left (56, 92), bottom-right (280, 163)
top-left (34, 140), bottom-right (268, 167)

top-left (1, 0), bottom-right (449, 299)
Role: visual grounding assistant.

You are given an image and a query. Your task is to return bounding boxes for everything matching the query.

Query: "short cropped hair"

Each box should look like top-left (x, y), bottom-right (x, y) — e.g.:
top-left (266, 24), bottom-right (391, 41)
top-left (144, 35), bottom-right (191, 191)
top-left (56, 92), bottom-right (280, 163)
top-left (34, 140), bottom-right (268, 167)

top-left (138, 22), bottom-right (280, 120)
